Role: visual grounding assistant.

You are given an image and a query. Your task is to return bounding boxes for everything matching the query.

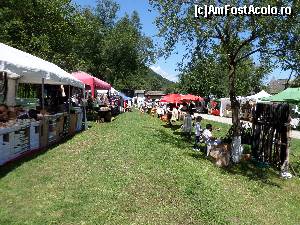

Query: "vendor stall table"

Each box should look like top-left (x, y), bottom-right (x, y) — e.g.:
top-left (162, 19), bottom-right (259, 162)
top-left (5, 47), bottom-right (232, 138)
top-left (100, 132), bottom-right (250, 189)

top-left (0, 120), bottom-right (31, 165)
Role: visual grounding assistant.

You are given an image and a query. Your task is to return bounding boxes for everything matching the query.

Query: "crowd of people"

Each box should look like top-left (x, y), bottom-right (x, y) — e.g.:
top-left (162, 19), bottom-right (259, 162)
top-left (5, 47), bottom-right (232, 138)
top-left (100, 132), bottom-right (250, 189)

top-left (138, 99), bottom-right (221, 154)
top-left (86, 92), bottom-right (133, 122)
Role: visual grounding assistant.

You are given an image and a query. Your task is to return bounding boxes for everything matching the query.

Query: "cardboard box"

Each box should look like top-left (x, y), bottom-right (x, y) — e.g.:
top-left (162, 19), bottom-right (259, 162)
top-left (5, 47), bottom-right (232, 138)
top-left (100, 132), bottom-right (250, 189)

top-left (56, 115), bottom-right (65, 141)
top-left (39, 118), bottom-right (49, 149)
top-left (210, 144), bottom-right (231, 167)
top-left (68, 113), bottom-right (77, 135)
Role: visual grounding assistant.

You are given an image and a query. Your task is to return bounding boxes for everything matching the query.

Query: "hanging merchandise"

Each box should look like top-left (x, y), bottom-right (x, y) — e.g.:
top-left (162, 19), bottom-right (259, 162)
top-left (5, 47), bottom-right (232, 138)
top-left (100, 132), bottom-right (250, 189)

top-left (251, 103), bottom-right (290, 169)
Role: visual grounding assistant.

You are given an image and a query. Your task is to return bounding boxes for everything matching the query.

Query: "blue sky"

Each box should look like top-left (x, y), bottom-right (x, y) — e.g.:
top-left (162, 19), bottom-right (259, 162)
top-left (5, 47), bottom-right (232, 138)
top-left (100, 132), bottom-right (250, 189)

top-left (73, 0), bottom-right (290, 83)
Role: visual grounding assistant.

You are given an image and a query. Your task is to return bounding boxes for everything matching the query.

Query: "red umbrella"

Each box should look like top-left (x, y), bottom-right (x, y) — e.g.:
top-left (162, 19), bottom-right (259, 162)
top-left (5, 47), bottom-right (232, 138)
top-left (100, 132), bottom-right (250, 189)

top-left (181, 94), bottom-right (203, 101)
top-left (160, 94), bottom-right (182, 103)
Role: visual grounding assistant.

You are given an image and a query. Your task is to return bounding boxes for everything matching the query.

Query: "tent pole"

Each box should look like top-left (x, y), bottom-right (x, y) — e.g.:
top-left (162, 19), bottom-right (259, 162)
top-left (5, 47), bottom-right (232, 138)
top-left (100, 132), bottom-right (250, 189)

top-left (68, 85), bottom-right (71, 115)
top-left (42, 78), bottom-right (45, 115)
top-left (83, 85), bottom-right (87, 130)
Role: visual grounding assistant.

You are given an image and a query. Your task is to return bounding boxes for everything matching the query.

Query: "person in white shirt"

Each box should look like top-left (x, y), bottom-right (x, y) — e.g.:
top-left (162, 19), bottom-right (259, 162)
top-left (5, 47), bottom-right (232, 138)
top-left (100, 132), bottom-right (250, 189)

top-left (171, 107), bottom-right (179, 122)
top-left (202, 124), bottom-right (222, 156)
top-left (193, 116), bottom-right (203, 151)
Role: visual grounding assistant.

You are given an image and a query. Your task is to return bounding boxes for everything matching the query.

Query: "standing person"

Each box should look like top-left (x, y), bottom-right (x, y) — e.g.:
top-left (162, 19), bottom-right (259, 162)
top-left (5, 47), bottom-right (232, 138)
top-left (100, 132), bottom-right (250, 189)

top-left (182, 110), bottom-right (192, 138)
top-left (171, 106), bottom-right (178, 123)
top-left (157, 105), bottom-right (162, 119)
top-left (166, 104), bottom-right (173, 125)
top-left (193, 116), bottom-right (203, 151)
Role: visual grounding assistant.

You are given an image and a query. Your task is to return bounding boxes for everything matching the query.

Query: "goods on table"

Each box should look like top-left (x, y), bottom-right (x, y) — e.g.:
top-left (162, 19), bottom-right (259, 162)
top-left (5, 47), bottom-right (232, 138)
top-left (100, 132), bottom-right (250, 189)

top-left (0, 109), bottom-right (84, 166)
top-left (0, 119), bottom-right (31, 165)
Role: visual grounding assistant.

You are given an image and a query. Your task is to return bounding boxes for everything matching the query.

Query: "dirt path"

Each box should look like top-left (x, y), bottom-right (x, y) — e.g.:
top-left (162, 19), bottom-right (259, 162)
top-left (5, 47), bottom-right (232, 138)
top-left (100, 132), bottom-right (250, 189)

top-left (199, 113), bottom-right (300, 140)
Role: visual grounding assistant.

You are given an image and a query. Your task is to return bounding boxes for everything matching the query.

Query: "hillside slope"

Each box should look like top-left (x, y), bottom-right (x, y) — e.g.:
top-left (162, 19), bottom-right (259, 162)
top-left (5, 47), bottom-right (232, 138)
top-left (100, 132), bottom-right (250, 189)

top-left (142, 68), bottom-right (175, 91)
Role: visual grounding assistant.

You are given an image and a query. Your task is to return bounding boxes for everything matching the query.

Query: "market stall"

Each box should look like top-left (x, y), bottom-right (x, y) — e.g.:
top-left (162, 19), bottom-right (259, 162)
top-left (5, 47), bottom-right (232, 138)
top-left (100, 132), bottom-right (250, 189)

top-left (266, 88), bottom-right (300, 129)
top-left (71, 71), bottom-right (112, 122)
top-left (245, 90), bottom-right (271, 102)
top-left (72, 71), bottom-right (111, 98)
top-left (208, 99), bottom-right (221, 116)
top-left (118, 92), bottom-right (132, 112)
top-left (219, 91), bottom-right (271, 119)
top-left (0, 43), bottom-right (85, 166)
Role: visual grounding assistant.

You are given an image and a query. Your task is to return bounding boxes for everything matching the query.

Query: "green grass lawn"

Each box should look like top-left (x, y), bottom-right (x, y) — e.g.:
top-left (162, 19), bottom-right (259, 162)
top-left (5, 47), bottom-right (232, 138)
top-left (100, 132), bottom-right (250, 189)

top-left (1, 110), bottom-right (300, 225)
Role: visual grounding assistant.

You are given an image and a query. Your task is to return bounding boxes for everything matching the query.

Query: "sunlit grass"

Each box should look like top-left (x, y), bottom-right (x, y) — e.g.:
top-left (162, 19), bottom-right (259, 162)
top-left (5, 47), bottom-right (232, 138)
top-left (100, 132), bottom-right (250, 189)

top-left (0, 110), bottom-right (299, 224)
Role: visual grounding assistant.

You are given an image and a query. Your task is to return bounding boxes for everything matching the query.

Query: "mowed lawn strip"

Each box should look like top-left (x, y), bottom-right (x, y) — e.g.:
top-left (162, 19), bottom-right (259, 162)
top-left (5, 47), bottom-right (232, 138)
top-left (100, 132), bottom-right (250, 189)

top-left (0, 110), bottom-right (299, 225)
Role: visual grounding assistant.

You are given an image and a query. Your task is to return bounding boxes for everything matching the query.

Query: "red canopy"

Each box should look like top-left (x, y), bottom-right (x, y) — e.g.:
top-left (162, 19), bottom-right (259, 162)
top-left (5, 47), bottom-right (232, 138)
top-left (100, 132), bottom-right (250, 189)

top-left (181, 94), bottom-right (204, 101)
top-left (72, 71), bottom-right (111, 97)
top-left (160, 93), bottom-right (182, 103)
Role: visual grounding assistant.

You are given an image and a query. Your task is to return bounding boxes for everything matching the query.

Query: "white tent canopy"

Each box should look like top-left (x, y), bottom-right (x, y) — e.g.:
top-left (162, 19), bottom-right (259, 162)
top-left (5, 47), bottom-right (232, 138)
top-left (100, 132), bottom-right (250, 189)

top-left (97, 87), bottom-right (119, 95)
top-left (245, 90), bottom-right (271, 101)
top-left (0, 43), bottom-right (83, 88)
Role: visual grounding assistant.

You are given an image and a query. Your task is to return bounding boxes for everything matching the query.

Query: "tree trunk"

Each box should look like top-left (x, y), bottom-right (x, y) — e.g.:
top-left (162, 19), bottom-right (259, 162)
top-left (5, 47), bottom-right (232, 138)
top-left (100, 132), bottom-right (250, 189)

top-left (228, 63), bottom-right (243, 163)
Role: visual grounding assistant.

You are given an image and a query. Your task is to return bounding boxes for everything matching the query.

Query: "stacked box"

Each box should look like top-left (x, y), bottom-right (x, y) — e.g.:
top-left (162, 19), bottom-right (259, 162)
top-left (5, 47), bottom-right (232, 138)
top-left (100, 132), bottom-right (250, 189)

top-left (0, 134), bottom-right (5, 165)
top-left (48, 117), bottom-right (57, 144)
top-left (56, 115), bottom-right (65, 142)
top-left (69, 114), bottom-right (77, 135)
top-left (0, 131), bottom-right (14, 165)
top-left (39, 118), bottom-right (49, 149)
top-left (76, 110), bottom-right (83, 132)
top-left (14, 121), bottom-right (30, 154)
top-left (13, 129), bottom-right (28, 154)
top-left (30, 121), bottom-right (40, 150)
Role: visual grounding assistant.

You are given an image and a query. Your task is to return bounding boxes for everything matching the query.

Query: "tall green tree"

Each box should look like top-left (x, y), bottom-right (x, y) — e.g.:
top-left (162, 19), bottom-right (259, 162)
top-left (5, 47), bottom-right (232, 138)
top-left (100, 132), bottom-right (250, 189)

top-left (100, 13), bottom-right (155, 89)
top-left (95, 0), bottom-right (120, 28)
top-left (0, 0), bottom-right (157, 91)
top-left (150, 0), bottom-right (300, 161)
top-left (179, 53), bottom-right (269, 98)
top-left (0, 0), bottom-right (83, 70)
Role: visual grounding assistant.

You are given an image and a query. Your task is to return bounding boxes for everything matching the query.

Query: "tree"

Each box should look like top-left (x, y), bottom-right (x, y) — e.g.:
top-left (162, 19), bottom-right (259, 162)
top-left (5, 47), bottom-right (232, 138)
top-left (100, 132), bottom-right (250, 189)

top-left (0, 0), bottom-right (157, 91)
top-left (150, 0), bottom-right (300, 162)
top-left (100, 13), bottom-right (155, 89)
top-left (95, 0), bottom-right (120, 28)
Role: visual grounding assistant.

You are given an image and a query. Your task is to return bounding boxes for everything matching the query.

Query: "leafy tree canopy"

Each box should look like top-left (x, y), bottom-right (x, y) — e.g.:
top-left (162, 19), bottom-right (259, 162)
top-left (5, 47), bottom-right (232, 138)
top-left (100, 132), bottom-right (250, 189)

top-left (0, 0), bottom-right (172, 91)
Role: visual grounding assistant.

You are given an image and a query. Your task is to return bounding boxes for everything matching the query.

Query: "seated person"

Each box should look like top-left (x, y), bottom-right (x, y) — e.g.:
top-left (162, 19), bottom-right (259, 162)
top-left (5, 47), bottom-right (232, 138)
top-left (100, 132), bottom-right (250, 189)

top-left (202, 124), bottom-right (222, 156)
top-left (0, 104), bottom-right (9, 122)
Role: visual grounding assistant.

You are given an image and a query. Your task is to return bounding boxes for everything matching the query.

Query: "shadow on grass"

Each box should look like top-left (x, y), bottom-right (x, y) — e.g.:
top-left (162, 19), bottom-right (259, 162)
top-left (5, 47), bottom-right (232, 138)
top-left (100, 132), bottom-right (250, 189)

top-left (157, 118), bottom-right (283, 187)
top-left (0, 133), bottom-right (79, 179)
top-left (290, 161), bottom-right (300, 176)
top-left (162, 124), bottom-right (182, 131)
top-left (154, 128), bottom-right (193, 150)
top-left (221, 160), bottom-right (282, 188)
top-left (186, 149), bottom-right (283, 188)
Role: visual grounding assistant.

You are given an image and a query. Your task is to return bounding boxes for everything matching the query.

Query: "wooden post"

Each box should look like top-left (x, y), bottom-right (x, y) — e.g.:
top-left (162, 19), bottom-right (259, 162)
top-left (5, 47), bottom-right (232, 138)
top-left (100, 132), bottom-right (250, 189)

top-left (68, 85), bottom-right (71, 115)
top-left (83, 84), bottom-right (87, 130)
top-left (42, 78), bottom-right (45, 115)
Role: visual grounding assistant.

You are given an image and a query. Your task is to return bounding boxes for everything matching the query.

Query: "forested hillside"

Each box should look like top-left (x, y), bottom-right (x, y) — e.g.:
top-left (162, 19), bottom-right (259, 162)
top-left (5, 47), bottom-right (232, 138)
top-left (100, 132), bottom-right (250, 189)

top-left (139, 68), bottom-right (174, 91)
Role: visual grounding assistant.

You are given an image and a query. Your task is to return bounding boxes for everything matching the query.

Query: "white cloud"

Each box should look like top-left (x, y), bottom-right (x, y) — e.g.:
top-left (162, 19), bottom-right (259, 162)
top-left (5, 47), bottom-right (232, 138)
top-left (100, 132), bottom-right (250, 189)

top-left (150, 65), bottom-right (178, 82)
